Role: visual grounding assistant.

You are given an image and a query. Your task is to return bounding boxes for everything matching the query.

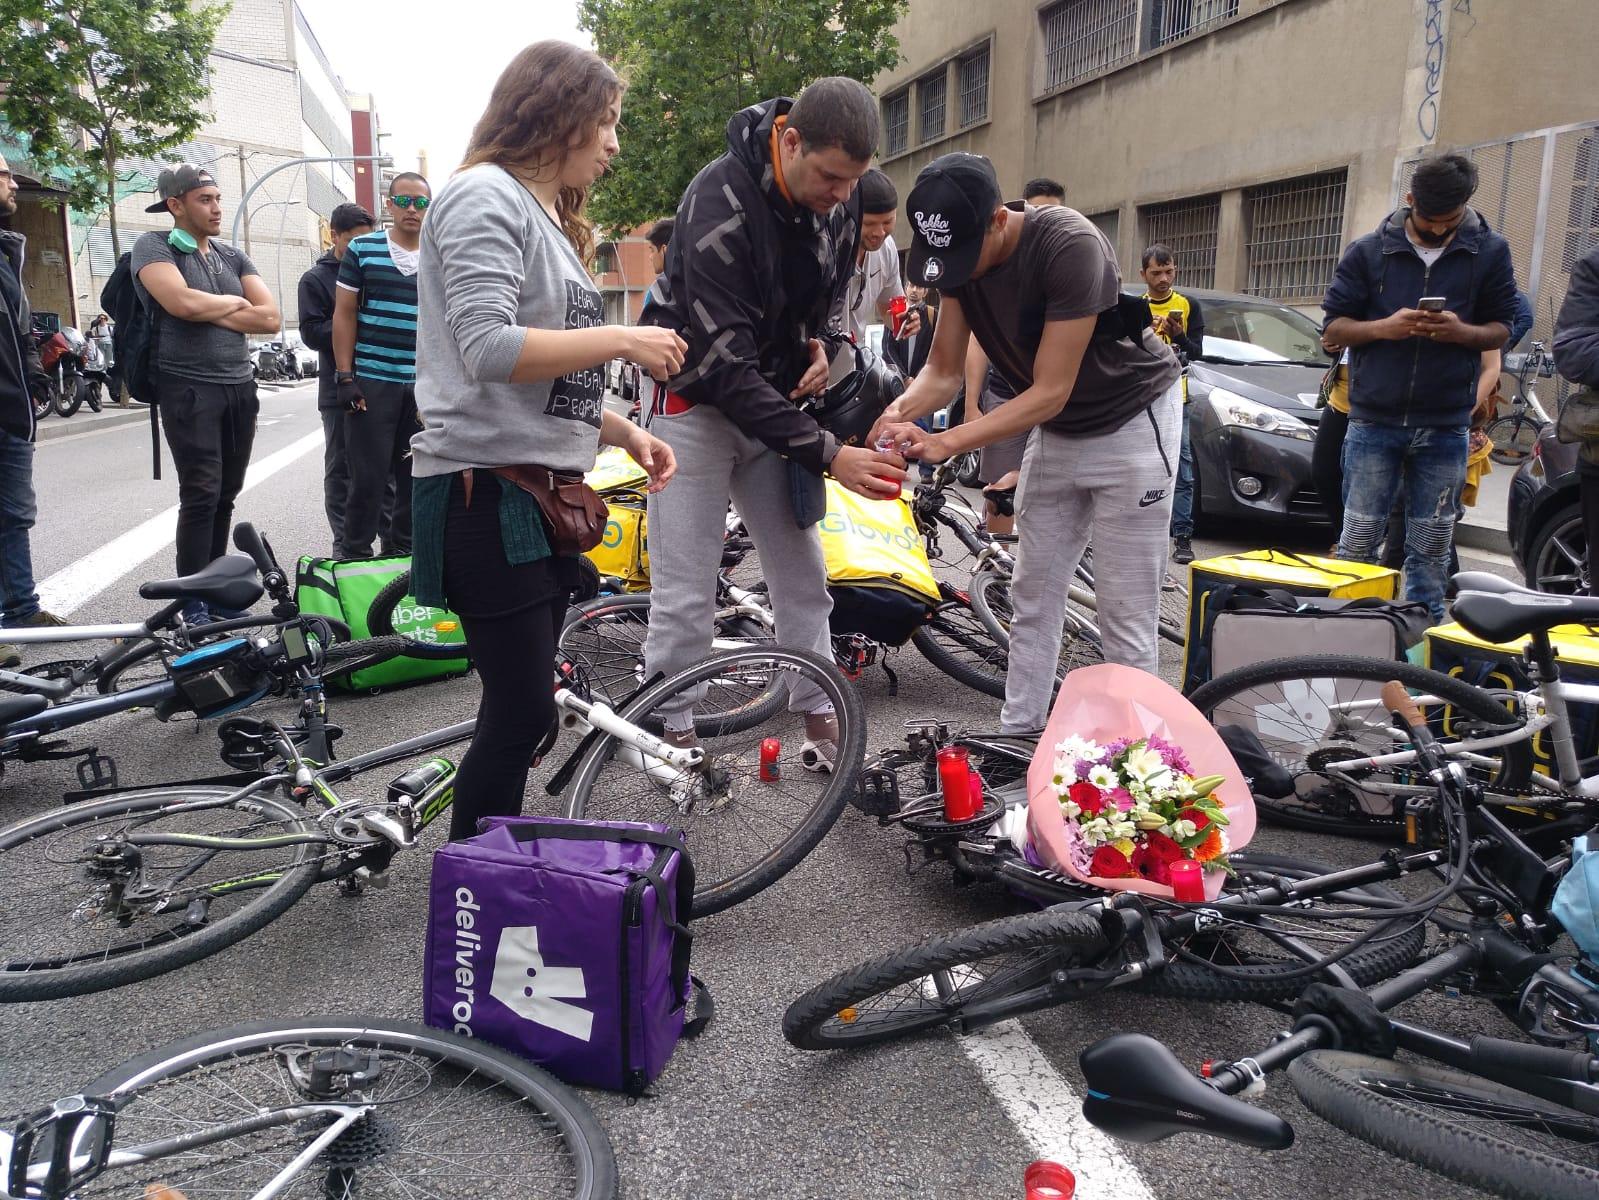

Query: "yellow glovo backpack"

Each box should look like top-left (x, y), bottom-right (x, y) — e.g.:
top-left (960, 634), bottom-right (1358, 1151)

top-left (583, 447), bottom-right (651, 591)
top-left (817, 479), bottom-right (941, 646)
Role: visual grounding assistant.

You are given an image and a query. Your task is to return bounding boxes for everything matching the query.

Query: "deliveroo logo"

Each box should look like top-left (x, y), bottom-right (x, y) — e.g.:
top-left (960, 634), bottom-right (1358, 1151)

top-left (489, 926), bottom-right (594, 1042)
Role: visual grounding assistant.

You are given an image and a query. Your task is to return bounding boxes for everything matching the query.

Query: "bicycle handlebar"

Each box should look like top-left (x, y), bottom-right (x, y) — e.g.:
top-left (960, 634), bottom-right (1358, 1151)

top-left (233, 523), bottom-right (292, 606)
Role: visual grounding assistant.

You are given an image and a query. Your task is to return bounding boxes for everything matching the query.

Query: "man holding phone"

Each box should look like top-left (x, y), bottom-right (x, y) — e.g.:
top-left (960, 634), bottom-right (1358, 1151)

top-left (1321, 152), bottom-right (1518, 620)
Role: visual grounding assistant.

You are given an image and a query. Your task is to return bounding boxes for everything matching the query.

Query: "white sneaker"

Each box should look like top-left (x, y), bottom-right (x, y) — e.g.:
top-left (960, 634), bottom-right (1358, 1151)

top-left (800, 738), bottom-right (836, 774)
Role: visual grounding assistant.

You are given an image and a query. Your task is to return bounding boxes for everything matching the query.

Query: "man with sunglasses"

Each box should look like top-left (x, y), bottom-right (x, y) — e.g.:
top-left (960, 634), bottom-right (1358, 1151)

top-left (1321, 152), bottom-right (1518, 620)
top-left (333, 172), bottom-right (429, 558)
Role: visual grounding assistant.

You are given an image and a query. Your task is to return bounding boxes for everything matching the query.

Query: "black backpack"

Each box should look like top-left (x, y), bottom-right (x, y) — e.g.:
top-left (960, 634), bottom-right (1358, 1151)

top-left (100, 250), bottom-right (164, 477)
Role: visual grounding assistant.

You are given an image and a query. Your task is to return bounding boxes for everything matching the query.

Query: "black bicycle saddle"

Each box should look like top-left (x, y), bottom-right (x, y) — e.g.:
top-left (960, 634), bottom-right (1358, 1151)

top-left (139, 553), bottom-right (264, 613)
top-left (1451, 588), bottom-right (1599, 646)
top-left (1080, 1032), bottom-right (1294, 1150)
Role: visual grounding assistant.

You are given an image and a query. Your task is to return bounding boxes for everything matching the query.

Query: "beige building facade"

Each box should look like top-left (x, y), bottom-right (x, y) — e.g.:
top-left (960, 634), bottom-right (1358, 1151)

top-left (873, 0), bottom-right (1598, 328)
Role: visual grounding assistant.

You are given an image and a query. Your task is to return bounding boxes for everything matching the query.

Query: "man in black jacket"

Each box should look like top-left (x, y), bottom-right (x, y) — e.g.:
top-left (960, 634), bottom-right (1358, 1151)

top-left (0, 155), bottom-right (66, 665)
top-left (639, 77), bottom-right (905, 767)
top-left (1555, 244), bottom-right (1599, 590)
top-left (298, 202), bottom-right (374, 548)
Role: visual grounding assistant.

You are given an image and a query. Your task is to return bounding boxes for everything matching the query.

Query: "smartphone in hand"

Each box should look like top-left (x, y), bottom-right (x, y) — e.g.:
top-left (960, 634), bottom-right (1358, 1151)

top-left (1417, 296), bottom-right (1447, 312)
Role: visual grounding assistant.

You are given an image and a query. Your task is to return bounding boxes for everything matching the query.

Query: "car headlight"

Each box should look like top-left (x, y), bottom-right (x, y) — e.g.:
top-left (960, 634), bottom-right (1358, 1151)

top-left (1207, 387), bottom-right (1313, 441)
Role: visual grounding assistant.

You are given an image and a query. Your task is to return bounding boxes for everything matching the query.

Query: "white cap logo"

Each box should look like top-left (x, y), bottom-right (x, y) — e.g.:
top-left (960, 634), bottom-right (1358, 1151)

top-left (914, 210), bottom-right (953, 249)
top-left (923, 258), bottom-right (944, 281)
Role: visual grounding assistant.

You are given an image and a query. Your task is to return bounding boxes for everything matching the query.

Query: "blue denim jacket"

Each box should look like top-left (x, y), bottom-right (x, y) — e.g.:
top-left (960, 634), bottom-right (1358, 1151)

top-left (1321, 207), bottom-right (1518, 428)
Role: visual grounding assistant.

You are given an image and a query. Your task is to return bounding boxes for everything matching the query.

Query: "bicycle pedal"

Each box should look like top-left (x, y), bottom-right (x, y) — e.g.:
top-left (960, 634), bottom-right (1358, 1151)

top-left (74, 751), bottom-right (118, 792)
top-left (852, 766), bottom-right (901, 818)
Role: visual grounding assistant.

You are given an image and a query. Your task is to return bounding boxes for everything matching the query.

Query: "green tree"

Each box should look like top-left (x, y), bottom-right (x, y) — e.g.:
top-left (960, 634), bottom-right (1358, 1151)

top-left (0, 0), bottom-right (228, 255)
top-left (579, 0), bottom-right (907, 235)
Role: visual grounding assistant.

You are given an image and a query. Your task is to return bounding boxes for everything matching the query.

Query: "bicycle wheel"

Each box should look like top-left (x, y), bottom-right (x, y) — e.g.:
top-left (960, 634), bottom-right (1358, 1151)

top-left (1138, 851), bottom-right (1425, 1002)
top-left (80, 1015), bottom-right (616, 1199)
top-left (970, 564), bottom-right (1105, 672)
top-left (1075, 550), bottom-right (1188, 647)
top-left (563, 646), bottom-right (864, 915)
top-left (783, 906), bottom-right (1110, 1050)
top-left (911, 587), bottom-right (1011, 698)
top-left (558, 593), bottom-right (780, 727)
top-left (1188, 655), bottom-right (1531, 836)
top-left (319, 635), bottom-right (415, 686)
top-left (96, 617), bottom-right (280, 695)
top-left (1488, 412), bottom-right (1544, 466)
top-left (0, 786), bottom-right (321, 1002)
top-left (1288, 1051), bottom-right (1599, 1200)
top-left (366, 570), bottom-right (473, 662)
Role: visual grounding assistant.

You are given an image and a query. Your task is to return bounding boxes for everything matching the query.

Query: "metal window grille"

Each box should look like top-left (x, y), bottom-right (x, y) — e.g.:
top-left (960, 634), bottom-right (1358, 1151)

top-left (1244, 168), bottom-right (1349, 302)
top-left (1140, 194), bottom-right (1220, 288)
top-left (919, 71), bottom-right (947, 144)
top-left (883, 92), bottom-right (910, 157)
top-left (1042, 0), bottom-right (1138, 92)
top-left (1150, 0), bottom-right (1239, 49)
top-left (959, 45), bottom-right (990, 127)
top-left (85, 225), bottom-right (116, 277)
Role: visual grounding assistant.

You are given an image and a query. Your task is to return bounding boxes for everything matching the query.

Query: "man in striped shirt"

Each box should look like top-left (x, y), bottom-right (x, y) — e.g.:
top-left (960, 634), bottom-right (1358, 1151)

top-left (333, 171), bottom-right (429, 558)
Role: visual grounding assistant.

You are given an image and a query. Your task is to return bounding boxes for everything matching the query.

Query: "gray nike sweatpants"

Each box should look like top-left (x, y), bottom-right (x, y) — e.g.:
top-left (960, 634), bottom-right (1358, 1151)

top-left (642, 401), bottom-right (833, 730)
top-left (1001, 381), bottom-right (1183, 733)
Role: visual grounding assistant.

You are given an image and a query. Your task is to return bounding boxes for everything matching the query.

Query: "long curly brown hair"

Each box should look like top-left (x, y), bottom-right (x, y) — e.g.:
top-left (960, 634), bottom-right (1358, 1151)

top-left (460, 41), bottom-right (623, 264)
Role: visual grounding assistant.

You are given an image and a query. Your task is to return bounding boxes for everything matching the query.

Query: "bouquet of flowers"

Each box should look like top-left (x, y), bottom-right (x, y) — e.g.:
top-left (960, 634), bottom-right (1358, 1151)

top-left (1026, 664), bottom-right (1256, 902)
top-left (1051, 733), bottom-right (1231, 884)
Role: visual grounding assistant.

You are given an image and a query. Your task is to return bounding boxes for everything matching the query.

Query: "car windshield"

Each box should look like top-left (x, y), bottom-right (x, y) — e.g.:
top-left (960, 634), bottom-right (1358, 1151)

top-left (1200, 298), bottom-right (1328, 365)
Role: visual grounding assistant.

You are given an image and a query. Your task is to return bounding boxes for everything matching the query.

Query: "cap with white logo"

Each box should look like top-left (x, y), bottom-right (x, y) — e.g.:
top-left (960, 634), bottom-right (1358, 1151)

top-left (904, 153), bottom-right (1002, 290)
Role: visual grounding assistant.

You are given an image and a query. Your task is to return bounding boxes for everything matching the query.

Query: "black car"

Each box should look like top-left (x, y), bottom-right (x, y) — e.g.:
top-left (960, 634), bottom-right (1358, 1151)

top-left (1508, 423), bottom-right (1585, 592)
top-left (1128, 287), bottom-right (1335, 527)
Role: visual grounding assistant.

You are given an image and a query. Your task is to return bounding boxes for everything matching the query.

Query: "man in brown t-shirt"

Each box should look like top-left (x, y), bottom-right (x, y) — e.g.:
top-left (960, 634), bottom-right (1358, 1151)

top-left (874, 153), bottom-right (1180, 730)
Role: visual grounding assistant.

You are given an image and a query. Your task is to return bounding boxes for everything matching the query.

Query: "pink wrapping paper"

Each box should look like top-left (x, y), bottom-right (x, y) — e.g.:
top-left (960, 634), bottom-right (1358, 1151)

top-left (1026, 663), bottom-right (1256, 901)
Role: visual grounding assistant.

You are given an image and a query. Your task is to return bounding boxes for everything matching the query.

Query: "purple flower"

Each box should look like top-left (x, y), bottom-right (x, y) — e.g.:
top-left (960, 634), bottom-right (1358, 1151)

top-left (1060, 820), bottom-right (1093, 874)
top-left (1147, 735), bottom-right (1193, 775)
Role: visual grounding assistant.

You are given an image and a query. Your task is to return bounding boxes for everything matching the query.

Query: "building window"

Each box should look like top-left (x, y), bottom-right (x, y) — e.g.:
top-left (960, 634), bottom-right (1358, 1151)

top-left (1149, 0), bottom-right (1240, 50)
top-left (1087, 210), bottom-right (1120, 256)
top-left (1245, 168), bottom-right (1349, 303)
top-left (1041, 0), bottom-right (1139, 92)
top-left (959, 44), bottom-right (990, 128)
top-left (1139, 194), bottom-right (1221, 288)
top-left (919, 70), bottom-right (947, 144)
top-left (884, 90), bottom-right (910, 157)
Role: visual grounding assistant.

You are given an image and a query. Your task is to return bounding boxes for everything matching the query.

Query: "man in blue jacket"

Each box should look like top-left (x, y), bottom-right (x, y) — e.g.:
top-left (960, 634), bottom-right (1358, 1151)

top-left (1322, 152), bottom-right (1518, 619)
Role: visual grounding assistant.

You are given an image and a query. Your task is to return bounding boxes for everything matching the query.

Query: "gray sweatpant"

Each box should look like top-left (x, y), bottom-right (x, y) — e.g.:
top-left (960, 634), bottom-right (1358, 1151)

top-left (1001, 381), bottom-right (1183, 732)
top-left (643, 402), bottom-right (833, 729)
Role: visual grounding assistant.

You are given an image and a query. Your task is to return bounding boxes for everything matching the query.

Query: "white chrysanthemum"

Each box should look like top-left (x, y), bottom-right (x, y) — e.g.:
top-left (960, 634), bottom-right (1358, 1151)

top-left (1088, 764), bottom-right (1118, 790)
top-left (1056, 735), bottom-right (1103, 765)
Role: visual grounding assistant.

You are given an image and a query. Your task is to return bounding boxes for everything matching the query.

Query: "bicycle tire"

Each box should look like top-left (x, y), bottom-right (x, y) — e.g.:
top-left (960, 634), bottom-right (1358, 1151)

top-left (83, 1014), bottom-right (617, 1200)
top-left (970, 564), bottom-right (1106, 674)
top-left (366, 570), bottom-right (473, 661)
top-left (320, 634), bottom-right (415, 683)
top-left (0, 786), bottom-right (321, 1002)
top-left (1287, 1051), bottom-right (1599, 1200)
top-left (1487, 412), bottom-right (1544, 467)
top-left (783, 906), bottom-right (1110, 1050)
top-left (563, 645), bottom-right (864, 915)
top-left (911, 589), bottom-right (1011, 698)
top-left (1137, 851), bottom-right (1425, 1002)
top-left (1188, 654), bottom-right (1531, 836)
top-left (558, 593), bottom-right (781, 729)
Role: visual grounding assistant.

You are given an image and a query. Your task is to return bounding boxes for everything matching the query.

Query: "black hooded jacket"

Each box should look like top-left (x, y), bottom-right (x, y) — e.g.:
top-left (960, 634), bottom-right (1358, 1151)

top-left (0, 230), bottom-right (44, 442)
top-left (641, 98), bottom-right (861, 475)
top-left (297, 248), bottom-right (341, 411)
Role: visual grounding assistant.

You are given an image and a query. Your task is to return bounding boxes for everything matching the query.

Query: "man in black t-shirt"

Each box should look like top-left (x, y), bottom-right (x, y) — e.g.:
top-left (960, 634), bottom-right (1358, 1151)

top-left (873, 153), bottom-right (1181, 731)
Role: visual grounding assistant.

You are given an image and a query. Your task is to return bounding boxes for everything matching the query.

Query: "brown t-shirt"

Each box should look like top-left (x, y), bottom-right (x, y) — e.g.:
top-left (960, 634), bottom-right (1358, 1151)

top-left (949, 203), bottom-right (1179, 436)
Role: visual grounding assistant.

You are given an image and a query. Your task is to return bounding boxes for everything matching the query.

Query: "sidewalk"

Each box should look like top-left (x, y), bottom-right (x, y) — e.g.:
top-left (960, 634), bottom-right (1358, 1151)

top-left (35, 402), bottom-right (148, 441)
top-left (1456, 454), bottom-right (1513, 555)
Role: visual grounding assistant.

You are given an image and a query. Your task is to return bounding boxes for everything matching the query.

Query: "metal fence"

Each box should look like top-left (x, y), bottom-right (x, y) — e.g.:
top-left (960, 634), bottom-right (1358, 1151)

top-left (1245, 168), bottom-right (1349, 303)
top-left (1140, 194), bottom-right (1221, 288)
top-left (1400, 120), bottom-right (1599, 400)
top-left (1041, 0), bottom-right (1139, 92)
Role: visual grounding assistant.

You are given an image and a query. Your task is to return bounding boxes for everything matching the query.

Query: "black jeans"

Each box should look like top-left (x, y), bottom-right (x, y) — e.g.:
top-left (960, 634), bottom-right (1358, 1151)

top-left (341, 377), bottom-right (415, 558)
top-left (321, 409), bottom-right (393, 552)
top-left (159, 378), bottom-right (258, 577)
top-left (441, 473), bottom-right (573, 841)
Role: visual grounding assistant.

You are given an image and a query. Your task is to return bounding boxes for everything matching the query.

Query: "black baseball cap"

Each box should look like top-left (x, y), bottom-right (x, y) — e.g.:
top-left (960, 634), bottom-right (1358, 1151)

top-left (904, 153), bottom-right (1002, 289)
top-left (145, 163), bottom-right (219, 213)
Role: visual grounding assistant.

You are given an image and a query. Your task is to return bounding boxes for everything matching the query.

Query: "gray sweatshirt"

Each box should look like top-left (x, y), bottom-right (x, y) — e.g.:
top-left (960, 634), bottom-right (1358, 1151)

top-left (411, 164), bottom-right (605, 478)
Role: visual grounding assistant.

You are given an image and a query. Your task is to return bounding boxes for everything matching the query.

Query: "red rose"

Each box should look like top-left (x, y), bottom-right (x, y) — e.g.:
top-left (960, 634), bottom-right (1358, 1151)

top-left (1090, 845), bottom-right (1135, 878)
top-left (1069, 781), bottom-right (1105, 815)
top-left (1132, 831), bottom-right (1184, 886)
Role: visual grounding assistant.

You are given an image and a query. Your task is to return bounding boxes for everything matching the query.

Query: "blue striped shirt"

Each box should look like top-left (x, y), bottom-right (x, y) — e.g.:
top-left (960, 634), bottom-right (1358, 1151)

top-left (337, 231), bottom-right (419, 382)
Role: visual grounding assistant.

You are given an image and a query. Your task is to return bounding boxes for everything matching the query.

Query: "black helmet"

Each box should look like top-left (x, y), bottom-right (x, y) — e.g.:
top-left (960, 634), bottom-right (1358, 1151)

top-left (807, 339), bottom-right (905, 448)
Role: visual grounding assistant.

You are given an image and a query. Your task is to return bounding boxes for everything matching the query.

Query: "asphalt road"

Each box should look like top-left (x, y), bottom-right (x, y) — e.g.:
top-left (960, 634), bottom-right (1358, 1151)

top-left (0, 382), bottom-right (1524, 1200)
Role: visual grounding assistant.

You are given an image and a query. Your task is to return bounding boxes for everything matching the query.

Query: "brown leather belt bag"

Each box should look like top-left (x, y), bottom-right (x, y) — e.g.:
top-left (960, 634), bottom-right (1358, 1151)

top-left (463, 464), bottom-right (609, 556)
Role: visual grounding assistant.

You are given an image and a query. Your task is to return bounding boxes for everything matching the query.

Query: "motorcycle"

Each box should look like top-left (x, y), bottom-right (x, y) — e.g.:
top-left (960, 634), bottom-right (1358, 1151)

top-left (74, 333), bottom-right (108, 414)
top-left (253, 341), bottom-right (301, 383)
top-left (28, 318), bottom-right (69, 421)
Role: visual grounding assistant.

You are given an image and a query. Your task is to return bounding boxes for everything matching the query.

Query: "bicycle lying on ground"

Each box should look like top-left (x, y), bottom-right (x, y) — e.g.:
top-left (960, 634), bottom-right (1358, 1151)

top-left (0, 1016), bottom-right (616, 1199)
top-left (0, 530), bottom-right (863, 1001)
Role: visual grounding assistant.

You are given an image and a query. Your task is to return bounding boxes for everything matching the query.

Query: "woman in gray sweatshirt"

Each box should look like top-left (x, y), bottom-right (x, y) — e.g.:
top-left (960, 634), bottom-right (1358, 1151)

top-left (411, 41), bottom-right (686, 840)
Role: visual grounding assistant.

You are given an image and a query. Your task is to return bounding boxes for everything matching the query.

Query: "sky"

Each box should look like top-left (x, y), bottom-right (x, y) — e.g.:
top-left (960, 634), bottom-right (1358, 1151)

top-left (294, 0), bottom-right (593, 181)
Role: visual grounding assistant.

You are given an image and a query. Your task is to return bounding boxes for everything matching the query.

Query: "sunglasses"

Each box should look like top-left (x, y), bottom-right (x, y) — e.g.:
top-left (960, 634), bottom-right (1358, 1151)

top-left (390, 194), bottom-right (430, 211)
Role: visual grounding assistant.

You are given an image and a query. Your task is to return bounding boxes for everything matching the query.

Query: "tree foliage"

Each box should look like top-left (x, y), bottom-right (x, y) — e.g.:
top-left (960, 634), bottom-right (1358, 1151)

top-left (578, 0), bottom-right (907, 235)
top-left (0, 0), bottom-right (228, 253)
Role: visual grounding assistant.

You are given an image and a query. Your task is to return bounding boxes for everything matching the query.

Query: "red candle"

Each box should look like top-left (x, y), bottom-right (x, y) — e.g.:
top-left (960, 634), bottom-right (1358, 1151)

top-left (1169, 857), bottom-right (1205, 902)
top-left (937, 747), bottom-right (976, 820)
top-left (888, 294), bottom-right (909, 338)
top-left (1024, 1160), bottom-right (1076, 1200)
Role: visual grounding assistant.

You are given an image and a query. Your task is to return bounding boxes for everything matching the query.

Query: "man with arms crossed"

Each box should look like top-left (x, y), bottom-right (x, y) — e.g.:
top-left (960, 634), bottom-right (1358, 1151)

top-left (873, 153), bottom-right (1180, 732)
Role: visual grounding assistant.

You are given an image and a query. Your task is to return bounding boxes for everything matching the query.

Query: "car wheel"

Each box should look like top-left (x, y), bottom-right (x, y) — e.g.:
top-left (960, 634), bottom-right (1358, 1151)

top-left (1526, 501), bottom-right (1586, 594)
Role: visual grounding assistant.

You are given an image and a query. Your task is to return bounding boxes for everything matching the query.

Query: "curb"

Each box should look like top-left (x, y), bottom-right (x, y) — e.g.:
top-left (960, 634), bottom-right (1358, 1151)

top-left (36, 406), bottom-right (150, 441)
top-left (1455, 520), bottom-right (1511, 556)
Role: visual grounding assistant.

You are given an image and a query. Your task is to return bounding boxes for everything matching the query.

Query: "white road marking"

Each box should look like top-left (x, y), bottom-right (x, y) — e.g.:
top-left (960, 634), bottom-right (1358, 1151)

top-left (37, 430), bottom-right (324, 615)
top-left (959, 1021), bottom-right (1157, 1199)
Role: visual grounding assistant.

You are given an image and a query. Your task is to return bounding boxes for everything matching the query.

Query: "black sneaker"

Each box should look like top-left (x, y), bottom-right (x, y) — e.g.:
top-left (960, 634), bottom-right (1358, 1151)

top-left (1172, 536), bottom-right (1194, 565)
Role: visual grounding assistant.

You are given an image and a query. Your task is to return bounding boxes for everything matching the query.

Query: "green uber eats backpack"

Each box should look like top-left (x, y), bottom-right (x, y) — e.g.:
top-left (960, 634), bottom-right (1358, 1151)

top-left (296, 555), bottom-right (469, 691)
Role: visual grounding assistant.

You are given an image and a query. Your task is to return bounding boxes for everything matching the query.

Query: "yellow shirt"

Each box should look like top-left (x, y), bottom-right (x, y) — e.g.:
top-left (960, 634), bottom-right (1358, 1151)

top-left (1145, 291), bottom-right (1193, 345)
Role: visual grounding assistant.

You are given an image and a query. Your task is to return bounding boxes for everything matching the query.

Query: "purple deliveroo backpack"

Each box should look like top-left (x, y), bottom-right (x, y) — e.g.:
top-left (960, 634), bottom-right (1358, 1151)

top-left (424, 816), bottom-right (712, 1095)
